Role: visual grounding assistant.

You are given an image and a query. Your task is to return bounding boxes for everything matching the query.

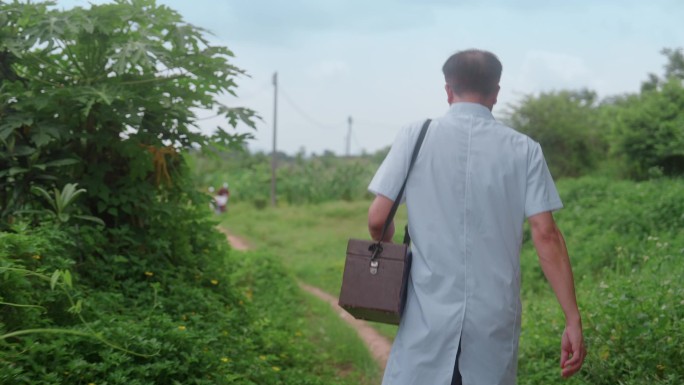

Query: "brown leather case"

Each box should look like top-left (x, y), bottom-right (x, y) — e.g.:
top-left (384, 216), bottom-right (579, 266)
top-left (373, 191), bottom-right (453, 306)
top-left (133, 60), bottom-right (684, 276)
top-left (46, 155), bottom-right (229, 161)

top-left (338, 239), bottom-right (412, 325)
top-left (337, 119), bottom-right (429, 325)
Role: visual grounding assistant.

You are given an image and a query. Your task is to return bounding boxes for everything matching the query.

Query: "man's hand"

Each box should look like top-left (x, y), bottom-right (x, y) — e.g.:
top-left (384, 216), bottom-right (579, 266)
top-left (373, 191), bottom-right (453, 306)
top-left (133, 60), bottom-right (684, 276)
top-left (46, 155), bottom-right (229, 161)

top-left (560, 321), bottom-right (586, 377)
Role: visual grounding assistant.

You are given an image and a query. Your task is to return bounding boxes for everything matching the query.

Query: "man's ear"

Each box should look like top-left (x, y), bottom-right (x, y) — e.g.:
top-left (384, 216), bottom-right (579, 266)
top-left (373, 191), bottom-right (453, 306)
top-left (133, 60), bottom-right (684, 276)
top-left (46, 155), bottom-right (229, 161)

top-left (490, 84), bottom-right (501, 106)
top-left (445, 84), bottom-right (454, 104)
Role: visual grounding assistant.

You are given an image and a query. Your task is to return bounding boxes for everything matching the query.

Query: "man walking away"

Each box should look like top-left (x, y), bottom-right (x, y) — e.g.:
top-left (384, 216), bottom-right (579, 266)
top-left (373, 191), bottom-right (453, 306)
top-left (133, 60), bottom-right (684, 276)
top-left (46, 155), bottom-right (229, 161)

top-left (367, 49), bottom-right (585, 385)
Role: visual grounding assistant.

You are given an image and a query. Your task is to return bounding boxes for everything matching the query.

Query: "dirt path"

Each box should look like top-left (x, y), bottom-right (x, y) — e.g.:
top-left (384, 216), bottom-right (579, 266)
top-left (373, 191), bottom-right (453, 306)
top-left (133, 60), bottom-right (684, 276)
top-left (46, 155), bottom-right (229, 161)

top-left (216, 227), bottom-right (250, 251)
top-left (298, 282), bottom-right (392, 368)
top-left (219, 227), bottom-right (392, 369)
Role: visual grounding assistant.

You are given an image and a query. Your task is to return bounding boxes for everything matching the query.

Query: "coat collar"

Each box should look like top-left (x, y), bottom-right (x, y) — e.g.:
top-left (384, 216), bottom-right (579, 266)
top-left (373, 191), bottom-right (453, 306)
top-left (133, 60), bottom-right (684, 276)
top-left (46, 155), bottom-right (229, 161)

top-left (447, 102), bottom-right (495, 120)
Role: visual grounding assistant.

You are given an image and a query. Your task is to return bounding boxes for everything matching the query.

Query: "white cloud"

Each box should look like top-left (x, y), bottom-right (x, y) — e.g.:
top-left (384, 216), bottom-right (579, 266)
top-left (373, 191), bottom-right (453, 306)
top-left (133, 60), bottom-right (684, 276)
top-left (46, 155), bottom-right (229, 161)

top-left (516, 50), bottom-right (599, 93)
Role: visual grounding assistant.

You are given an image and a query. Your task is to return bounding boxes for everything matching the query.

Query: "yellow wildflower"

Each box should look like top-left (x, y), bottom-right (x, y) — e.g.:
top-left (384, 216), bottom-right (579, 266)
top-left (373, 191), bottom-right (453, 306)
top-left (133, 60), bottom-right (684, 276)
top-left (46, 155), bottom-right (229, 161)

top-left (271, 366), bottom-right (281, 372)
top-left (178, 325), bottom-right (186, 331)
top-left (221, 357), bottom-right (230, 363)
top-left (259, 355), bottom-right (267, 361)
top-left (144, 271), bottom-right (154, 277)
top-left (211, 279), bottom-right (219, 285)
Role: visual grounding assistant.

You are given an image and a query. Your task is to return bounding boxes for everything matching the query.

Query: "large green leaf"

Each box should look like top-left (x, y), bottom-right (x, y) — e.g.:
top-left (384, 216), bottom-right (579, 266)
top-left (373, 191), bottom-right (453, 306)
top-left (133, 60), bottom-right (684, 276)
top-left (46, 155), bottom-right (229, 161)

top-left (30, 131), bottom-right (52, 147)
top-left (10, 145), bottom-right (36, 157)
top-left (44, 158), bottom-right (80, 168)
top-left (0, 116), bottom-right (33, 141)
top-left (8, 167), bottom-right (29, 177)
top-left (73, 214), bottom-right (105, 226)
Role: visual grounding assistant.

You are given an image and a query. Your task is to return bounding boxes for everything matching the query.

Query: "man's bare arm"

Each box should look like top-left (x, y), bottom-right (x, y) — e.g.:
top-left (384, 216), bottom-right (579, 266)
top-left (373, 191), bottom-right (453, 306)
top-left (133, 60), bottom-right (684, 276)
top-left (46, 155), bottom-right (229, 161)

top-left (368, 194), bottom-right (395, 242)
top-left (529, 211), bottom-right (586, 378)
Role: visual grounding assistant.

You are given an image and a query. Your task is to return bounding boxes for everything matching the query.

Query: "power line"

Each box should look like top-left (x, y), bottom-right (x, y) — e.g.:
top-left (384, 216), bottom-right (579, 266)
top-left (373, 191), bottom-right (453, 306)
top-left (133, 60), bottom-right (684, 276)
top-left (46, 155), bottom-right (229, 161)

top-left (351, 129), bottom-right (364, 153)
top-left (279, 87), bottom-right (341, 131)
top-left (353, 118), bottom-right (399, 129)
top-left (196, 80), bottom-right (272, 121)
top-left (232, 80), bottom-right (273, 102)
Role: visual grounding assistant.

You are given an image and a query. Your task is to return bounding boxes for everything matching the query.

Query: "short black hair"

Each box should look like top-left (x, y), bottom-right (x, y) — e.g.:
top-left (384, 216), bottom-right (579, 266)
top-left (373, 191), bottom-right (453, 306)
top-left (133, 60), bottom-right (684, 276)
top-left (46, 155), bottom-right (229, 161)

top-left (442, 49), bottom-right (502, 96)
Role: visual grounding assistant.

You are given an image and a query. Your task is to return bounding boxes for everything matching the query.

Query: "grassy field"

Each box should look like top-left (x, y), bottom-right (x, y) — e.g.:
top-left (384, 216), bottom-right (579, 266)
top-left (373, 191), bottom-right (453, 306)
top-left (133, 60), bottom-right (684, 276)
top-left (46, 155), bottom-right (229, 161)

top-left (221, 200), bottom-right (403, 339)
top-left (222, 200), bottom-right (402, 295)
top-left (222, 177), bottom-right (684, 384)
top-left (222, 205), bottom-right (387, 382)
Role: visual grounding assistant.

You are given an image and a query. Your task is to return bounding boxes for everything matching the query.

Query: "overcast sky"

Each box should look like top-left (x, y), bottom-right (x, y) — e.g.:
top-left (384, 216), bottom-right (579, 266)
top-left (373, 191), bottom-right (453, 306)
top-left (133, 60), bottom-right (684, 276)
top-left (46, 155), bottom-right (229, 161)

top-left (57, 0), bottom-right (683, 155)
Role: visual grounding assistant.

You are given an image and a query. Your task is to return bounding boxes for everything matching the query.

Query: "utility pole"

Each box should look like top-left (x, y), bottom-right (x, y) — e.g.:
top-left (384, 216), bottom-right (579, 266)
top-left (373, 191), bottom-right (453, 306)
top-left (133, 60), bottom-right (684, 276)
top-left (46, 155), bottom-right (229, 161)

top-left (346, 115), bottom-right (352, 157)
top-left (271, 72), bottom-right (278, 207)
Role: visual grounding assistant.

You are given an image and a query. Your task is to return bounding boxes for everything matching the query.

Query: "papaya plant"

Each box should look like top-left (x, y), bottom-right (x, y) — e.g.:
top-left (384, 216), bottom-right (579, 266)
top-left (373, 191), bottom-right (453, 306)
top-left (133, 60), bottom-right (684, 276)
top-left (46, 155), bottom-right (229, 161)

top-left (0, 0), bottom-right (257, 229)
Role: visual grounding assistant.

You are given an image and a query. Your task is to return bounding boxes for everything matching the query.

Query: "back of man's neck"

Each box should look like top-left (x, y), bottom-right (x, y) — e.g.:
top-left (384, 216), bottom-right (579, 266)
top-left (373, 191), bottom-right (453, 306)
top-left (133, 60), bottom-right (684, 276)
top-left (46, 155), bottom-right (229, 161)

top-left (450, 98), bottom-right (493, 111)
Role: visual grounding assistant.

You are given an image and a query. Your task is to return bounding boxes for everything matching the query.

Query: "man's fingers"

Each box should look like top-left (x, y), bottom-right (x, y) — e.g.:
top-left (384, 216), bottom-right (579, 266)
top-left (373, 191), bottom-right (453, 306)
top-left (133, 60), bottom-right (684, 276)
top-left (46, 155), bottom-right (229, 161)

top-left (562, 363), bottom-right (581, 378)
top-left (560, 328), bottom-right (585, 377)
top-left (565, 347), bottom-right (582, 367)
top-left (560, 348), bottom-right (569, 367)
top-left (561, 345), bottom-right (586, 377)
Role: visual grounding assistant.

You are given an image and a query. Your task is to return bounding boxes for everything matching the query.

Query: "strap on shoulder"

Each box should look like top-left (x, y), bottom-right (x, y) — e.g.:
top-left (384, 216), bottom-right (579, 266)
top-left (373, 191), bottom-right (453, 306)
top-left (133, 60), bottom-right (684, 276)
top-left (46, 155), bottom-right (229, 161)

top-left (377, 119), bottom-right (431, 243)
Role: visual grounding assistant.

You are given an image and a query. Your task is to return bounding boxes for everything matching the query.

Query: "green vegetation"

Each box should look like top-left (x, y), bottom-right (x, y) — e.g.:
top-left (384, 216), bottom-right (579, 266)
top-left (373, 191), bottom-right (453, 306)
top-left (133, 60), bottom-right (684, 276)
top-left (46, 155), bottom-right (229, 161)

top-left (0, 0), bottom-right (257, 227)
top-left (505, 89), bottom-right (606, 178)
top-left (1, 226), bottom-right (369, 384)
top-left (505, 48), bottom-right (684, 179)
top-left (190, 149), bottom-right (379, 208)
top-left (1, 1), bottom-right (374, 383)
top-left (222, 200), bottom-right (404, 340)
top-left (1, 0), bottom-right (682, 383)
top-left (221, 200), bottom-right (387, 294)
top-left (193, 45), bottom-right (684, 384)
top-left (518, 177), bottom-right (684, 384)
top-left (222, 177), bottom-right (684, 384)
top-left (299, 291), bottom-right (380, 383)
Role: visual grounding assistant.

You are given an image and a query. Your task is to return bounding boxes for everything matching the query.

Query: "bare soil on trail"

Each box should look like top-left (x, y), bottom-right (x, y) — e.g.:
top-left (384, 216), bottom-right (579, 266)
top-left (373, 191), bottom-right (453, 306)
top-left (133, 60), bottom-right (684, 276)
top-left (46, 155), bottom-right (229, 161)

top-left (217, 227), bottom-right (250, 251)
top-left (219, 227), bottom-right (392, 369)
top-left (298, 282), bottom-right (392, 369)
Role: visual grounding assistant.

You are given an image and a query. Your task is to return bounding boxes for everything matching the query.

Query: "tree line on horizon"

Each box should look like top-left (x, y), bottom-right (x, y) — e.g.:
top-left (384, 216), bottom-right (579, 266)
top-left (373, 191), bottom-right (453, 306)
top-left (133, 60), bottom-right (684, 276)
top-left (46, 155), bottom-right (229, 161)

top-left (505, 47), bottom-right (684, 180)
top-left (195, 48), bottom-right (684, 207)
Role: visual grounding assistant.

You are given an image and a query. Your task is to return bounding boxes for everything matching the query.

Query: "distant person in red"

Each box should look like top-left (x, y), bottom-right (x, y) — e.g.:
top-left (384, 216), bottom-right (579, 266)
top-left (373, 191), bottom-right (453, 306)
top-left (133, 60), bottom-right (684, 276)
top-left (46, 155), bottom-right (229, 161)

top-left (216, 182), bottom-right (230, 213)
top-left (208, 186), bottom-right (219, 214)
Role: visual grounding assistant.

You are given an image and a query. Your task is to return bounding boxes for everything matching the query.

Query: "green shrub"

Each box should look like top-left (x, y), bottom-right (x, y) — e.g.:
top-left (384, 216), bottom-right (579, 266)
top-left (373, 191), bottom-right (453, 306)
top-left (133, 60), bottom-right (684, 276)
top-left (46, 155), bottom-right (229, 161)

top-left (1, 226), bottom-right (352, 384)
top-left (608, 80), bottom-right (684, 179)
top-left (0, 2), bottom-right (368, 383)
top-left (505, 89), bottom-right (608, 178)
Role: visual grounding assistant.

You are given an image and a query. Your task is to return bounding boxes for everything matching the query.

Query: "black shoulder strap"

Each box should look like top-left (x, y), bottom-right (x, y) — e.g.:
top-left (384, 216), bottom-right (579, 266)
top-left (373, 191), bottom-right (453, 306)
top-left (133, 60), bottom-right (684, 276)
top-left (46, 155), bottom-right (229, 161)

top-left (378, 119), bottom-right (431, 242)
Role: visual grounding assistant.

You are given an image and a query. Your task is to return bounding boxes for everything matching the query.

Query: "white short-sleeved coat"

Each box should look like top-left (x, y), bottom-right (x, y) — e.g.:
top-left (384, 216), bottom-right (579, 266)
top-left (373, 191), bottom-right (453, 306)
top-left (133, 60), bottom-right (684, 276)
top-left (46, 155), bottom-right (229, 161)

top-left (369, 102), bottom-right (563, 385)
